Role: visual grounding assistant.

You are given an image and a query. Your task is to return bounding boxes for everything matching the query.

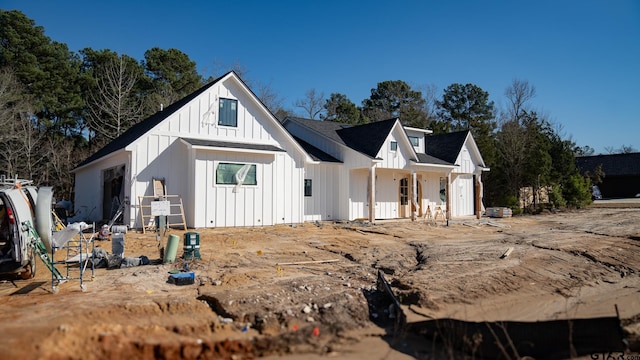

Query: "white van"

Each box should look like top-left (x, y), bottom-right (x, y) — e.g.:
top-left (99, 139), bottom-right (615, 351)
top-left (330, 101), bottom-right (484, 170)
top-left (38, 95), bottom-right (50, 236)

top-left (0, 178), bottom-right (53, 279)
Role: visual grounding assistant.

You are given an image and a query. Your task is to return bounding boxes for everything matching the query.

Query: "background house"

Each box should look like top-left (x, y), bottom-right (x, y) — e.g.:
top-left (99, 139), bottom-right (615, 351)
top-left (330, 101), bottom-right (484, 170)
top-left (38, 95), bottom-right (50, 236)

top-left (576, 153), bottom-right (640, 199)
top-left (283, 117), bottom-right (488, 222)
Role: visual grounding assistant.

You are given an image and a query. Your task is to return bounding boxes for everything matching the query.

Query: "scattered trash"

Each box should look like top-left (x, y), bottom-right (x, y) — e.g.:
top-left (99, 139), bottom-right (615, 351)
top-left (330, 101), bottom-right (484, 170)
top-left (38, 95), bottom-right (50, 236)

top-left (312, 326), bottom-right (320, 336)
top-left (168, 271), bottom-right (194, 285)
top-left (500, 247), bottom-right (514, 259)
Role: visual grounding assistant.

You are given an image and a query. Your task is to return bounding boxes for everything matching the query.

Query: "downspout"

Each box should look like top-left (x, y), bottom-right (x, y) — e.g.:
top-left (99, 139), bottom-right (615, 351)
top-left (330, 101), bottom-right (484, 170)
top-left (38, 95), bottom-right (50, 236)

top-left (369, 166), bottom-right (376, 223)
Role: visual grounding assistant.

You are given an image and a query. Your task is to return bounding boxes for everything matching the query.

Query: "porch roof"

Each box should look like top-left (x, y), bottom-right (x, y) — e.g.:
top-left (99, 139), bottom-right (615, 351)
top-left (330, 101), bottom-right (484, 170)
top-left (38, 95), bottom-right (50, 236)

top-left (181, 138), bottom-right (286, 153)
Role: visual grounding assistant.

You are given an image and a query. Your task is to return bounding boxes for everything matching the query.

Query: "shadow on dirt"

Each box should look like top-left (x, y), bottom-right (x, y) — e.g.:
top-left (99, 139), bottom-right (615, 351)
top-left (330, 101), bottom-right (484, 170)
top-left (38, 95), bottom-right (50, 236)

top-left (364, 271), bottom-right (628, 359)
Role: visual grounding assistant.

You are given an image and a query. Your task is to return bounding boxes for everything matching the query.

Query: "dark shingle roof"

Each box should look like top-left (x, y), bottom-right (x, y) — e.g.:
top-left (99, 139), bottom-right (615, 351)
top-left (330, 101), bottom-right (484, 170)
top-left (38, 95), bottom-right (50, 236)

top-left (416, 153), bottom-right (453, 166)
top-left (291, 136), bottom-right (342, 163)
top-left (425, 131), bottom-right (469, 164)
top-left (285, 117), bottom-right (398, 159)
top-left (75, 72), bottom-right (231, 169)
top-left (337, 118), bottom-right (398, 158)
top-left (285, 117), bottom-right (351, 146)
top-left (576, 153), bottom-right (640, 177)
top-left (181, 138), bottom-right (285, 152)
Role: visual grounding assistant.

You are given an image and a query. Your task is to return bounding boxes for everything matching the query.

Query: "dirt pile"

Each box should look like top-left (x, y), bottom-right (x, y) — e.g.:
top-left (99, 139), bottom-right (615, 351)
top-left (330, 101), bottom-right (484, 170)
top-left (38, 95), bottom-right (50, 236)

top-left (0, 207), bottom-right (638, 359)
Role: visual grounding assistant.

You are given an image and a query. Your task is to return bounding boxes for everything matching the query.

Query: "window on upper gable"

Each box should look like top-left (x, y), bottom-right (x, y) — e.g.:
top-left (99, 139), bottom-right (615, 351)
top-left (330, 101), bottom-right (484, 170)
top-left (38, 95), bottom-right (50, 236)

top-left (390, 141), bottom-right (398, 151)
top-left (218, 98), bottom-right (238, 127)
top-left (409, 136), bottom-right (419, 147)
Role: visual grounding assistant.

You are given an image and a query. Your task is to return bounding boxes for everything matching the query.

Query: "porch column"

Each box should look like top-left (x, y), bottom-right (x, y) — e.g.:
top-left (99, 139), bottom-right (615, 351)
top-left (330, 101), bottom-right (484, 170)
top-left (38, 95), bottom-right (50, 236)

top-left (475, 176), bottom-right (482, 219)
top-left (368, 166), bottom-right (376, 223)
top-left (446, 175), bottom-right (451, 220)
top-left (411, 171), bottom-right (417, 221)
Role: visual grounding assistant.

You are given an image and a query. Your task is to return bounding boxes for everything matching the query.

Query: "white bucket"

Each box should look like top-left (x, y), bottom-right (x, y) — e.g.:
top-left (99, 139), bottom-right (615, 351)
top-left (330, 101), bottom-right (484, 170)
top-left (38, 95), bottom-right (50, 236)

top-left (112, 233), bottom-right (125, 257)
top-left (112, 225), bottom-right (128, 234)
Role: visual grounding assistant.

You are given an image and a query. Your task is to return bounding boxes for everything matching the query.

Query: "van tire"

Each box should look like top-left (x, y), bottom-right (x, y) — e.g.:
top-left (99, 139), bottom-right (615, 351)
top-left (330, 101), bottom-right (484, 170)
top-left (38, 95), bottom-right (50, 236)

top-left (20, 248), bottom-right (36, 279)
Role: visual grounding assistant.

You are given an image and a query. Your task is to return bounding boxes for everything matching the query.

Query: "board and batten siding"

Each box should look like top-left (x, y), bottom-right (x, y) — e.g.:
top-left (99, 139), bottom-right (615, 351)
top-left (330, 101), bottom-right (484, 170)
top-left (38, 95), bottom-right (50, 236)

top-left (73, 151), bottom-right (130, 225)
top-left (127, 74), bottom-right (306, 228)
top-left (303, 163), bottom-right (341, 221)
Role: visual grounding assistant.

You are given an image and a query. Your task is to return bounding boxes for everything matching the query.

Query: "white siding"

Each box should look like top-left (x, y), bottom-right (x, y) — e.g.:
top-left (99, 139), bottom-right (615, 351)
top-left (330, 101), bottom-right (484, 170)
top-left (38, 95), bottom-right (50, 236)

top-left (76, 73), bottom-right (308, 229)
top-left (452, 174), bottom-right (474, 216)
top-left (303, 163), bottom-right (341, 221)
top-left (418, 172), bottom-right (448, 216)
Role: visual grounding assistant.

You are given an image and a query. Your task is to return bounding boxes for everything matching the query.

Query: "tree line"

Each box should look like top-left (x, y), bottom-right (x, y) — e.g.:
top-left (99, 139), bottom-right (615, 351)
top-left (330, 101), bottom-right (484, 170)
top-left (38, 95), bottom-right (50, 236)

top-left (1, 9), bottom-right (604, 211)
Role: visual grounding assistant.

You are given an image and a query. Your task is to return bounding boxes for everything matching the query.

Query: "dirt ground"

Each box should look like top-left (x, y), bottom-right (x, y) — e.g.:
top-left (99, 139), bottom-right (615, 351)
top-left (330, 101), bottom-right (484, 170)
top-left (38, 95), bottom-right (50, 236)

top-left (0, 206), bottom-right (639, 359)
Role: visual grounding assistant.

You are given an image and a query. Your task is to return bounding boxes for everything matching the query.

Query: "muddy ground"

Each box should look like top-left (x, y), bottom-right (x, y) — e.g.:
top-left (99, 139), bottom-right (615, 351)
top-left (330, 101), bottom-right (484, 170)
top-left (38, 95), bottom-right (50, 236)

top-left (0, 206), bottom-right (639, 359)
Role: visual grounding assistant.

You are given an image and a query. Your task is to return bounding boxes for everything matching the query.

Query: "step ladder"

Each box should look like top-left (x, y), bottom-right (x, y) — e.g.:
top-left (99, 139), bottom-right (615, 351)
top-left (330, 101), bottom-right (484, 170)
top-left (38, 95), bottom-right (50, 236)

top-left (23, 220), bottom-right (64, 280)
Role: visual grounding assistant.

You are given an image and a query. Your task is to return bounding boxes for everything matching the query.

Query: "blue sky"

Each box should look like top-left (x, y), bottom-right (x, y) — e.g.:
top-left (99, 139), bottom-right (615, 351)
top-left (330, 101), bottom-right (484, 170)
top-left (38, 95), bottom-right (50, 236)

top-left (4, 0), bottom-right (639, 154)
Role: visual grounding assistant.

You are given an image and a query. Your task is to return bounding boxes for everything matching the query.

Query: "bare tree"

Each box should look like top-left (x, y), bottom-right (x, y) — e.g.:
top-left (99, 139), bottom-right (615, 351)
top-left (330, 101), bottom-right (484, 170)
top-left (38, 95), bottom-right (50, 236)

top-left (86, 56), bottom-right (143, 145)
top-left (295, 89), bottom-right (325, 120)
top-left (605, 144), bottom-right (637, 154)
top-left (0, 67), bottom-right (42, 179)
top-left (504, 79), bottom-right (536, 123)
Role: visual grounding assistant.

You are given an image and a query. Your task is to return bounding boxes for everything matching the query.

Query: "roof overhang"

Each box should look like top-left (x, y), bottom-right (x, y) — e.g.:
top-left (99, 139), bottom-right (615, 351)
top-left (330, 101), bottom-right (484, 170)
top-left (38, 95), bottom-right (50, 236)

top-left (71, 148), bottom-right (128, 173)
top-left (404, 126), bottom-right (433, 134)
top-left (410, 160), bottom-right (456, 172)
top-left (180, 138), bottom-right (285, 155)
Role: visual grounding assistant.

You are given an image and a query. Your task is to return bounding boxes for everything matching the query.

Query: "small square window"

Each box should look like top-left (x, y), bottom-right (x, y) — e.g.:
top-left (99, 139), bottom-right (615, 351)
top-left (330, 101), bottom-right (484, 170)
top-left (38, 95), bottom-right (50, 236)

top-left (409, 136), bottom-right (419, 146)
top-left (304, 179), bottom-right (312, 197)
top-left (390, 141), bottom-right (397, 151)
top-left (218, 98), bottom-right (238, 127)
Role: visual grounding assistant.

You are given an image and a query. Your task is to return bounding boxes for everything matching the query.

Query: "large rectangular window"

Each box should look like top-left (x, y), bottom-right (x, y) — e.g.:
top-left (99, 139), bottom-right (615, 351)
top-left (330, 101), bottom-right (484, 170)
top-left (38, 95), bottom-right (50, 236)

top-left (216, 163), bottom-right (257, 185)
top-left (409, 136), bottom-right (419, 146)
top-left (218, 98), bottom-right (238, 127)
top-left (304, 179), bottom-right (312, 197)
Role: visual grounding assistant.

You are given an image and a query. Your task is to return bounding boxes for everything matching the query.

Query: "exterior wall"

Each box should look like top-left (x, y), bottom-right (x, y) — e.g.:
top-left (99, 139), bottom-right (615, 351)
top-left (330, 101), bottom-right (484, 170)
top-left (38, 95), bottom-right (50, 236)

top-left (418, 172), bottom-right (448, 216)
top-left (451, 174), bottom-right (475, 216)
top-left (303, 163), bottom-right (342, 221)
top-left (78, 74), bottom-right (307, 229)
top-left (405, 129), bottom-right (425, 153)
top-left (73, 151), bottom-right (129, 224)
top-left (191, 150), bottom-right (303, 227)
top-left (449, 138), bottom-right (484, 217)
top-left (348, 169), bottom-right (369, 220)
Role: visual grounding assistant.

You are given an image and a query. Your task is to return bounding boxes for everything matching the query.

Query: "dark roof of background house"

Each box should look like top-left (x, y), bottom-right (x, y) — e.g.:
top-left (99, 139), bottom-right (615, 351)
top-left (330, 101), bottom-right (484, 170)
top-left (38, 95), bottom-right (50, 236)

top-left (576, 152), bottom-right (640, 177)
top-left (292, 136), bottom-right (342, 163)
top-left (285, 117), bottom-right (399, 159)
top-left (425, 131), bottom-right (470, 164)
top-left (181, 138), bottom-right (285, 152)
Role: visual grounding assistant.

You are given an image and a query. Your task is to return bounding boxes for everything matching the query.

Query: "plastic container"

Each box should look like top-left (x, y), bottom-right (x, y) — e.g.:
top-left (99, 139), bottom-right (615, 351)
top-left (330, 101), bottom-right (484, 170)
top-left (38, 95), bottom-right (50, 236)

top-left (164, 234), bottom-right (180, 263)
top-left (112, 233), bottom-right (125, 257)
top-left (183, 232), bottom-right (201, 260)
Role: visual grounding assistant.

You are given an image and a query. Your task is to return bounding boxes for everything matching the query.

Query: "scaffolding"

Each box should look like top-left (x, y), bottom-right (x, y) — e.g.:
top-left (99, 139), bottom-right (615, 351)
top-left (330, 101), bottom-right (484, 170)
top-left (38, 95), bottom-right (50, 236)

top-left (50, 223), bottom-right (95, 293)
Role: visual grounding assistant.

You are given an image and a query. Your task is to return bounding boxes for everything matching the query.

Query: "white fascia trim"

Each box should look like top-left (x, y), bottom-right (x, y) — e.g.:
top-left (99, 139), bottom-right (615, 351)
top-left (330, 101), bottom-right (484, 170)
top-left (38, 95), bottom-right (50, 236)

top-left (409, 160), bottom-right (456, 169)
top-left (404, 126), bottom-right (433, 134)
top-left (71, 149), bottom-right (127, 173)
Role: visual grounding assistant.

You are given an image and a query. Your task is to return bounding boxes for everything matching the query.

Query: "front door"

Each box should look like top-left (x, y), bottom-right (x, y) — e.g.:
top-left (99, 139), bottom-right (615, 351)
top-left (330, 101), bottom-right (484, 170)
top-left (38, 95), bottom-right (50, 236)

top-left (399, 178), bottom-right (409, 218)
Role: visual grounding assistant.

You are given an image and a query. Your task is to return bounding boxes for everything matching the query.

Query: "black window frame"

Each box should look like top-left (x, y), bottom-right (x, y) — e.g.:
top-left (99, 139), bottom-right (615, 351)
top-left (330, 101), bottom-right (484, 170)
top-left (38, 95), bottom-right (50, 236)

top-left (390, 141), bottom-right (398, 151)
top-left (304, 179), bottom-right (312, 197)
top-left (218, 98), bottom-right (238, 127)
